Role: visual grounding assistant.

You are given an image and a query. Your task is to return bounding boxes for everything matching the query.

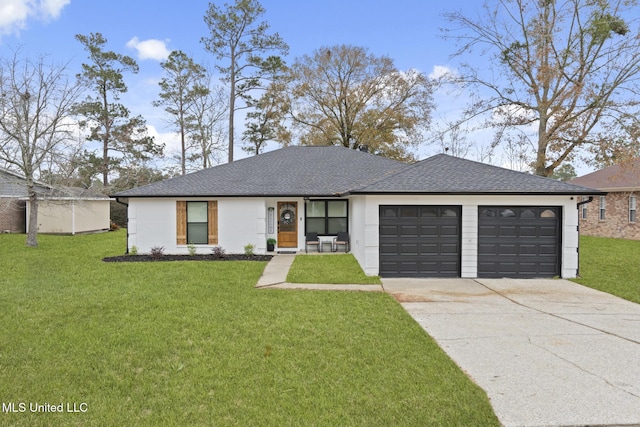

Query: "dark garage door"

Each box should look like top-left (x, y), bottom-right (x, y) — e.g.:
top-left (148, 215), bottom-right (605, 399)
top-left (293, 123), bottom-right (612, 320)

top-left (379, 205), bottom-right (461, 277)
top-left (478, 206), bottom-right (561, 278)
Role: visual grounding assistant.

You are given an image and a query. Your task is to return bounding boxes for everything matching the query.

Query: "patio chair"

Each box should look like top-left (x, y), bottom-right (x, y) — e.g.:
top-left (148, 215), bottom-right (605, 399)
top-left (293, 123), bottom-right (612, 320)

top-left (333, 232), bottom-right (350, 252)
top-left (305, 232), bottom-right (320, 253)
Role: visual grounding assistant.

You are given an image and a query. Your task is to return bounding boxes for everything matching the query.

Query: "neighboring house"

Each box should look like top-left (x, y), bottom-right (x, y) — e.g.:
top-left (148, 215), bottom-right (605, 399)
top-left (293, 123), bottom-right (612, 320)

top-left (113, 146), bottom-right (600, 279)
top-left (569, 160), bottom-right (640, 240)
top-left (0, 168), bottom-right (111, 235)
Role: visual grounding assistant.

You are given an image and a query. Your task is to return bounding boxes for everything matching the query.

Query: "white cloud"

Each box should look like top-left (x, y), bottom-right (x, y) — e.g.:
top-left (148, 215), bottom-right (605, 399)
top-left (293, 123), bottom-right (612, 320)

top-left (0, 0), bottom-right (70, 35)
top-left (147, 125), bottom-right (180, 154)
top-left (126, 37), bottom-right (171, 61)
top-left (429, 65), bottom-right (456, 80)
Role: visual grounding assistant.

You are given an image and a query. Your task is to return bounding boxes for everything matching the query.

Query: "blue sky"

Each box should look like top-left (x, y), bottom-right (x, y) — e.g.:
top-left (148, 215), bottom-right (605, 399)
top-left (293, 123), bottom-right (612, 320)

top-left (0, 0), bottom-right (594, 173)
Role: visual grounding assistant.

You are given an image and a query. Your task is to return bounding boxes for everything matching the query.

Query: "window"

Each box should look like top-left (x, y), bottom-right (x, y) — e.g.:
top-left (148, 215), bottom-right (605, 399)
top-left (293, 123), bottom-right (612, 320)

top-left (630, 196), bottom-right (637, 223)
top-left (581, 196), bottom-right (588, 220)
top-left (176, 201), bottom-right (218, 245)
top-left (599, 196), bottom-right (606, 221)
top-left (305, 200), bottom-right (348, 235)
top-left (540, 209), bottom-right (556, 218)
top-left (187, 202), bottom-right (208, 244)
top-left (521, 209), bottom-right (536, 218)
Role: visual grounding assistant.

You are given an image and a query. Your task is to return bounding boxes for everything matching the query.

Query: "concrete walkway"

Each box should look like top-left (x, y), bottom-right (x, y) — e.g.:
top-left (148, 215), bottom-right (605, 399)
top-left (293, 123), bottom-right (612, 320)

top-left (384, 278), bottom-right (640, 427)
top-left (255, 254), bottom-right (383, 292)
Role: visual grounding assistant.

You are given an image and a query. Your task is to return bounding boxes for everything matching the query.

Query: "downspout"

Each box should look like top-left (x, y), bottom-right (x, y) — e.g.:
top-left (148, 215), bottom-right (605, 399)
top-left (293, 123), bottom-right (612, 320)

top-left (115, 197), bottom-right (129, 254)
top-left (72, 200), bottom-right (76, 235)
top-left (575, 196), bottom-right (594, 278)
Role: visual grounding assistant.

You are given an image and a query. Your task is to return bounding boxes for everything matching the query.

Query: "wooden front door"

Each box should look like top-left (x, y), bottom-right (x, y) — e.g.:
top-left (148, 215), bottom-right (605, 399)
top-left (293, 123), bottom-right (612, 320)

top-left (277, 202), bottom-right (298, 248)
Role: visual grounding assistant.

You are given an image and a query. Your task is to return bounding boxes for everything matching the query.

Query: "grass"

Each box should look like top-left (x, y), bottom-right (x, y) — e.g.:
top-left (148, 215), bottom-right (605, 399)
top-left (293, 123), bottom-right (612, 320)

top-left (0, 230), bottom-right (498, 426)
top-left (286, 254), bottom-right (382, 284)
top-left (573, 235), bottom-right (640, 304)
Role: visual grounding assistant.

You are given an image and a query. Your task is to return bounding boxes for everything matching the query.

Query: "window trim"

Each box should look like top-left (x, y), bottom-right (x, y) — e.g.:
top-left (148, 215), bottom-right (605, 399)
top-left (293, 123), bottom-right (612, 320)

top-left (304, 199), bottom-right (348, 236)
top-left (599, 196), bottom-right (606, 221)
top-left (630, 195), bottom-right (637, 223)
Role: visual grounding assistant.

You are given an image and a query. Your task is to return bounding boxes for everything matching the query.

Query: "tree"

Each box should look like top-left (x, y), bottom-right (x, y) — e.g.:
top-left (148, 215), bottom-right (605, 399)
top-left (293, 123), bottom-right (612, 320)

top-left (185, 76), bottom-right (228, 169)
top-left (75, 33), bottom-right (162, 186)
top-left (283, 45), bottom-right (434, 161)
top-left (154, 51), bottom-right (209, 175)
top-left (242, 56), bottom-right (290, 155)
top-left (201, 0), bottom-right (288, 162)
top-left (0, 53), bottom-right (82, 246)
top-left (445, 0), bottom-right (640, 176)
top-left (550, 163), bottom-right (577, 181)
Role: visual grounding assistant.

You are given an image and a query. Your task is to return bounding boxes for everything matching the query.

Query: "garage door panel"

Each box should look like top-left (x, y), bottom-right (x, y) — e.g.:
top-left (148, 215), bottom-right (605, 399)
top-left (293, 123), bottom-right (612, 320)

top-left (379, 243), bottom-right (398, 254)
top-left (519, 226), bottom-right (537, 237)
top-left (419, 226), bottom-right (438, 238)
top-left (380, 225), bottom-right (398, 236)
top-left (478, 206), bottom-right (560, 278)
top-left (379, 205), bottom-right (461, 277)
top-left (399, 243), bottom-right (418, 255)
top-left (498, 225), bottom-right (517, 237)
top-left (399, 225), bottom-right (418, 237)
top-left (440, 225), bottom-right (459, 236)
top-left (440, 243), bottom-right (459, 254)
top-left (540, 225), bottom-right (558, 236)
top-left (539, 244), bottom-right (558, 255)
top-left (419, 243), bottom-right (438, 254)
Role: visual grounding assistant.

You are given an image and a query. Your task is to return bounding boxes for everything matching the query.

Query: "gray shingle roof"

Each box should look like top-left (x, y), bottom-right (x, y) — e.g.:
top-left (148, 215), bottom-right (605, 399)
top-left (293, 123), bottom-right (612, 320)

top-left (352, 154), bottom-right (601, 195)
top-left (1, 168), bottom-right (52, 197)
top-left (0, 168), bottom-right (109, 199)
top-left (112, 148), bottom-right (601, 198)
top-left (113, 146), bottom-right (405, 197)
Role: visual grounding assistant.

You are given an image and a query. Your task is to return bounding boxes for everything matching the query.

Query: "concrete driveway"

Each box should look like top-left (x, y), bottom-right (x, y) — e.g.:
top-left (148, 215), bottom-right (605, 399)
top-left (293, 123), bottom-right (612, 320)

top-left (383, 278), bottom-right (640, 427)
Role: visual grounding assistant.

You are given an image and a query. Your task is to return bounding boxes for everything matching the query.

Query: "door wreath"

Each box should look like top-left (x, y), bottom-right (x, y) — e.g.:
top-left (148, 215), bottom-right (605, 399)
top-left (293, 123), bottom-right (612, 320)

top-left (280, 209), bottom-right (295, 224)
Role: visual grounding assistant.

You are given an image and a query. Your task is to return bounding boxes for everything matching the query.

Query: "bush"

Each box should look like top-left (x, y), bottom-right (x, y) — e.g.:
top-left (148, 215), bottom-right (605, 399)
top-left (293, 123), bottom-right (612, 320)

top-left (129, 246), bottom-right (138, 256)
top-left (211, 246), bottom-right (226, 259)
top-left (150, 246), bottom-right (165, 259)
top-left (187, 244), bottom-right (197, 256)
top-left (244, 243), bottom-right (255, 256)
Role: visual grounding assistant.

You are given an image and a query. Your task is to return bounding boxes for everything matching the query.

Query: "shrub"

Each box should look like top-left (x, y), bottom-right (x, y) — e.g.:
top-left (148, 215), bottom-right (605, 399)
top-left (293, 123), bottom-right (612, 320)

top-left (129, 246), bottom-right (138, 256)
top-left (150, 246), bottom-right (165, 259)
top-left (244, 243), bottom-right (255, 256)
top-left (109, 220), bottom-right (120, 231)
top-left (187, 244), bottom-right (197, 256)
top-left (211, 246), bottom-right (226, 259)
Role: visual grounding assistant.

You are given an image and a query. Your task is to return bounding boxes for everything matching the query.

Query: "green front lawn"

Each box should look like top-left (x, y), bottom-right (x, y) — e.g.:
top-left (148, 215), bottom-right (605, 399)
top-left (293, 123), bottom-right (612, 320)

top-left (0, 231), bottom-right (498, 426)
top-left (287, 254), bottom-right (382, 284)
top-left (574, 236), bottom-right (640, 304)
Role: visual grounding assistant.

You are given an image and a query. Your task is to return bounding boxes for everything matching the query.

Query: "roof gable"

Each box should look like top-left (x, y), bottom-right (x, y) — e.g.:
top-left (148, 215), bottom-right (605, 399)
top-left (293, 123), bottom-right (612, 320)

top-left (354, 154), bottom-right (600, 195)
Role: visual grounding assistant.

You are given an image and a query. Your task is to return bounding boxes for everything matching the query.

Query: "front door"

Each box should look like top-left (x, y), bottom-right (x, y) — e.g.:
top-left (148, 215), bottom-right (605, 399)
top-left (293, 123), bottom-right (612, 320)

top-left (277, 202), bottom-right (298, 248)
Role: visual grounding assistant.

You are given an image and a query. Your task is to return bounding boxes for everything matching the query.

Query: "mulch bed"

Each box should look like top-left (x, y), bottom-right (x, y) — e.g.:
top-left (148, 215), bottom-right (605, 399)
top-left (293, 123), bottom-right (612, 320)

top-left (103, 254), bottom-right (273, 263)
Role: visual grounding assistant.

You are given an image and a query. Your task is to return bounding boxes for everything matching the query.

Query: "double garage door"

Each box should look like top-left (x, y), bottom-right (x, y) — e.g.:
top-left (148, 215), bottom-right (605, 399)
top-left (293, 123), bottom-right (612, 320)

top-left (379, 205), bottom-right (561, 278)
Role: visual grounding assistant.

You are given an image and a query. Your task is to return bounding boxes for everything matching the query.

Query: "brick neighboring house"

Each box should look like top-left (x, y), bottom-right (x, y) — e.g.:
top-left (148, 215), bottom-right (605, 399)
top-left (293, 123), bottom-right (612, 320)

top-left (569, 160), bottom-right (640, 240)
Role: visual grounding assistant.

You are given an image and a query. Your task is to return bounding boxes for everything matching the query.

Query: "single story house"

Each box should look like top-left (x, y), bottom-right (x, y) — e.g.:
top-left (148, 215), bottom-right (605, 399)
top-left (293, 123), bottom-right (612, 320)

top-left (113, 146), bottom-right (600, 279)
top-left (0, 167), bottom-right (111, 235)
top-left (569, 160), bottom-right (640, 240)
